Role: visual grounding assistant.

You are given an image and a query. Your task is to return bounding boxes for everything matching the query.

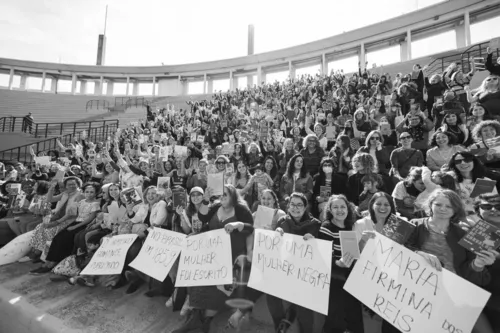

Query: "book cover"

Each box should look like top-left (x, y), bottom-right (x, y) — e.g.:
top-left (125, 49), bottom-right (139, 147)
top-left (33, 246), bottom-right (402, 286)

top-left (339, 231), bottom-right (361, 260)
top-left (320, 186), bottom-right (331, 199)
top-left (172, 188), bottom-right (187, 209)
top-left (122, 188), bottom-right (143, 206)
top-left (157, 177), bottom-right (171, 194)
top-left (470, 179), bottom-right (497, 198)
top-left (380, 214), bottom-right (415, 245)
top-left (459, 220), bottom-right (500, 253)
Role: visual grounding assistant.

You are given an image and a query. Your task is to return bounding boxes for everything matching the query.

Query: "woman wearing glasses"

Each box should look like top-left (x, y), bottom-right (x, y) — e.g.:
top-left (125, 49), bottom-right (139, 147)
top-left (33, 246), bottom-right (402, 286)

top-left (396, 110), bottom-right (434, 156)
top-left (172, 184), bottom-right (253, 333)
top-left (269, 192), bottom-right (321, 333)
top-left (447, 152), bottom-right (498, 217)
top-left (390, 132), bottom-right (424, 181)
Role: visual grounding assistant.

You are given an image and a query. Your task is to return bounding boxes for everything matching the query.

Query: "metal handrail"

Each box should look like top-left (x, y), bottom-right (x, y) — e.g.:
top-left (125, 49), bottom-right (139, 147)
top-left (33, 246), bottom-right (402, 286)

top-left (0, 121), bottom-right (119, 163)
top-left (424, 40), bottom-right (499, 77)
top-left (0, 116), bottom-right (119, 139)
top-left (125, 97), bottom-right (150, 109)
top-left (86, 99), bottom-right (110, 110)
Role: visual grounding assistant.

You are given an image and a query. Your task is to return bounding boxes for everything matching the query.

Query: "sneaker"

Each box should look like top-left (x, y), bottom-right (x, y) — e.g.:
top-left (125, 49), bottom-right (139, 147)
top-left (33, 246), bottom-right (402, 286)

top-left (165, 296), bottom-right (174, 308)
top-left (68, 277), bottom-right (77, 285)
top-left (171, 309), bottom-right (204, 333)
top-left (76, 276), bottom-right (95, 287)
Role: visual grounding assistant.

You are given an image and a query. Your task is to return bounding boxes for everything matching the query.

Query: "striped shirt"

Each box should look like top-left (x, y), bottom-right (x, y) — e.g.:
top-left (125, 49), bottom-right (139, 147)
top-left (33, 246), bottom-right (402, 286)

top-left (319, 220), bottom-right (347, 261)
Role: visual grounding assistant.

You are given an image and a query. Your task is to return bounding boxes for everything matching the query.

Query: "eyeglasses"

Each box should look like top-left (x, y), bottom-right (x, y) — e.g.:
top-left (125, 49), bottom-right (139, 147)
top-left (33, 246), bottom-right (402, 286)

top-left (370, 137), bottom-right (380, 141)
top-left (400, 136), bottom-right (411, 140)
top-left (216, 161), bottom-right (226, 165)
top-left (454, 157), bottom-right (473, 164)
top-left (289, 202), bottom-right (305, 209)
top-left (479, 204), bottom-right (500, 211)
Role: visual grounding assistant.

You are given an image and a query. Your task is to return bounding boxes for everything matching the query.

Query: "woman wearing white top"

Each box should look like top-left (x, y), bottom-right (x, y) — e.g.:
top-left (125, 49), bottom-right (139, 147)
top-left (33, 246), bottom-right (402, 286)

top-left (126, 186), bottom-right (168, 236)
top-left (353, 192), bottom-right (396, 251)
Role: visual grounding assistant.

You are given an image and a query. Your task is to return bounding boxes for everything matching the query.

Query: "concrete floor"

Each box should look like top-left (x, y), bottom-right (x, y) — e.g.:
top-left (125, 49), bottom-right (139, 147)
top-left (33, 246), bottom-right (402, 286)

top-left (0, 261), bottom-right (382, 333)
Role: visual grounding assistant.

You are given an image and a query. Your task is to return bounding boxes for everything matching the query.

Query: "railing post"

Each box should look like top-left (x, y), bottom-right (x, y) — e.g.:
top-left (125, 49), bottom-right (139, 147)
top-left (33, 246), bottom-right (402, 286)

top-left (73, 122), bottom-right (77, 136)
top-left (88, 122), bottom-right (92, 138)
top-left (17, 147), bottom-right (20, 162)
top-left (2, 118), bottom-right (5, 132)
top-left (11, 117), bottom-right (15, 132)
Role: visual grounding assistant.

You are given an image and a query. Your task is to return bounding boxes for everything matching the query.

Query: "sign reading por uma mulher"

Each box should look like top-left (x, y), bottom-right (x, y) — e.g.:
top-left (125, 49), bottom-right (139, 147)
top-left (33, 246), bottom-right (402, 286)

top-left (344, 234), bottom-right (490, 333)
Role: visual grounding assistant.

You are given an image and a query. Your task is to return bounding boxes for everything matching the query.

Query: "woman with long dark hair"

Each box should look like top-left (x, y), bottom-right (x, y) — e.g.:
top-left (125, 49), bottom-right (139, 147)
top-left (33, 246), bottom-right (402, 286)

top-left (312, 158), bottom-right (347, 218)
top-left (279, 154), bottom-right (313, 210)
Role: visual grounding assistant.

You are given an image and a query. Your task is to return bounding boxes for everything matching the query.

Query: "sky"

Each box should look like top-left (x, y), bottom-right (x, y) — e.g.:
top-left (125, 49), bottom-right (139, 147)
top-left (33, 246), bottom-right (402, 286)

top-left (0, 0), bottom-right (498, 93)
top-left (0, 0), bottom-right (453, 66)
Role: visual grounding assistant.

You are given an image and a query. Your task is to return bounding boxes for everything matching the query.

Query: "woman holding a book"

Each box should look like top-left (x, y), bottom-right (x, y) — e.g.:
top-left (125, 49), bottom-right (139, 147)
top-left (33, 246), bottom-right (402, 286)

top-left (447, 152), bottom-right (498, 216)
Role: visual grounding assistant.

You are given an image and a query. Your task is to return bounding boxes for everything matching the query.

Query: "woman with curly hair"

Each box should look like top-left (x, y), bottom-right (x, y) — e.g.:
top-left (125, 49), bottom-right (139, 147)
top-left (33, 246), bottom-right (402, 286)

top-left (318, 194), bottom-right (364, 333)
top-left (299, 134), bottom-right (325, 177)
top-left (426, 131), bottom-right (466, 171)
top-left (468, 120), bottom-right (500, 169)
top-left (346, 153), bottom-right (382, 205)
top-left (439, 112), bottom-right (469, 145)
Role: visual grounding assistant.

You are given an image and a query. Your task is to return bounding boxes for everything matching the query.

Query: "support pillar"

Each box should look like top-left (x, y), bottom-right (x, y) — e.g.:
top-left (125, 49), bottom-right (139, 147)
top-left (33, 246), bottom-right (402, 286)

top-left (8, 68), bottom-right (14, 90)
top-left (152, 76), bottom-right (156, 96)
top-left (321, 54), bottom-right (328, 75)
top-left (50, 79), bottom-right (57, 93)
top-left (107, 80), bottom-right (114, 96)
top-left (207, 79), bottom-right (214, 94)
top-left (257, 66), bottom-right (262, 86)
top-left (126, 77), bottom-right (130, 96)
top-left (359, 43), bottom-right (366, 71)
top-left (400, 41), bottom-right (409, 62)
top-left (133, 80), bottom-right (139, 96)
top-left (203, 74), bottom-right (207, 94)
top-left (41, 72), bottom-right (46, 92)
top-left (19, 75), bottom-right (27, 90)
top-left (406, 30), bottom-right (412, 60)
top-left (94, 76), bottom-right (103, 96)
top-left (229, 71), bottom-right (234, 91)
top-left (247, 74), bottom-right (254, 88)
top-left (464, 11), bottom-right (471, 47)
top-left (71, 73), bottom-right (77, 95)
top-left (80, 80), bottom-right (87, 94)
top-left (289, 61), bottom-right (296, 79)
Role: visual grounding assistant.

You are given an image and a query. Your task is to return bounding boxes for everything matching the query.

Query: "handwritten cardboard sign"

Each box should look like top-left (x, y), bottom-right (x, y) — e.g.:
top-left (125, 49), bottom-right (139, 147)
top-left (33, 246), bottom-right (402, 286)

top-left (344, 234), bottom-right (490, 333)
top-left (130, 228), bottom-right (186, 282)
top-left (80, 234), bottom-right (138, 275)
top-left (175, 229), bottom-right (233, 287)
top-left (248, 230), bottom-right (332, 315)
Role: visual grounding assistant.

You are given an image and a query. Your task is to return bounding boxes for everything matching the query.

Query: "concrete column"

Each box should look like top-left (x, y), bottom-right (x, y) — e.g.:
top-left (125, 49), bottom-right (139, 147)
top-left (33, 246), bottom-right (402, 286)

top-left (8, 68), bottom-right (14, 90)
top-left (80, 80), bottom-right (87, 94)
top-left (464, 11), bottom-right (471, 47)
top-left (400, 41), bottom-right (409, 62)
top-left (133, 80), bottom-right (139, 96)
top-left (19, 75), bottom-right (27, 90)
top-left (232, 75), bottom-right (239, 91)
top-left (107, 80), bottom-right (114, 96)
top-left (247, 74), bottom-right (254, 88)
top-left (152, 76), bottom-right (156, 96)
top-left (289, 61), bottom-right (296, 79)
top-left (94, 76), bottom-right (103, 95)
top-left (207, 79), bottom-right (214, 94)
top-left (229, 71), bottom-right (234, 91)
top-left (41, 72), bottom-right (46, 92)
top-left (257, 66), bottom-right (262, 86)
top-left (407, 30), bottom-right (412, 60)
top-left (321, 54), bottom-right (328, 75)
top-left (455, 23), bottom-right (466, 48)
top-left (359, 43), bottom-right (366, 71)
top-left (126, 77), bottom-right (130, 96)
top-left (181, 77), bottom-right (189, 95)
top-left (50, 79), bottom-right (57, 93)
top-left (203, 74), bottom-right (207, 94)
top-left (71, 73), bottom-right (77, 95)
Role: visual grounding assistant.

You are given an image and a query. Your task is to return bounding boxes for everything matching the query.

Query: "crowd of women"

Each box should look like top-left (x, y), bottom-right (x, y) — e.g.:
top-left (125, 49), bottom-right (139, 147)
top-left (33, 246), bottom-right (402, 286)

top-left (0, 46), bottom-right (499, 333)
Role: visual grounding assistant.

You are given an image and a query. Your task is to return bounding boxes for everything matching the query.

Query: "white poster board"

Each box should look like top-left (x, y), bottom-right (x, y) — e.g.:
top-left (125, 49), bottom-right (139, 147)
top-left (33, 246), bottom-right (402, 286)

top-left (175, 229), bottom-right (233, 287)
top-left (248, 230), bottom-right (332, 315)
top-left (344, 233), bottom-right (491, 333)
top-left (129, 228), bottom-right (186, 282)
top-left (80, 234), bottom-right (138, 275)
top-left (207, 173), bottom-right (224, 196)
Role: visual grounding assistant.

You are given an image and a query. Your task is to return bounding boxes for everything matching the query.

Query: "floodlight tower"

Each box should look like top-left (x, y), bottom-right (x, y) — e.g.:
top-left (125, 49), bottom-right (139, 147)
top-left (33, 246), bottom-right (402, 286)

top-left (96, 5), bottom-right (108, 65)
